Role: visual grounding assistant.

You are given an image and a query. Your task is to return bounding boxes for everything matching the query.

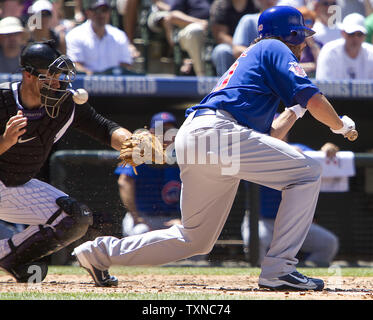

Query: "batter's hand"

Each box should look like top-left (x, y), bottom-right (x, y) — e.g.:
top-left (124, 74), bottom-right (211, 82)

top-left (3, 111), bottom-right (27, 148)
top-left (330, 115), bottom-right (356, 141)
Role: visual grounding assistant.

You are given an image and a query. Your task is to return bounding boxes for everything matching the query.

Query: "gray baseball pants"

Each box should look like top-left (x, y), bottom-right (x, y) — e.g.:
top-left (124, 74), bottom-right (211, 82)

top-left (242, 217), bottom-right (339, 266)
top-left (74, 110), bottom-right (321, 279)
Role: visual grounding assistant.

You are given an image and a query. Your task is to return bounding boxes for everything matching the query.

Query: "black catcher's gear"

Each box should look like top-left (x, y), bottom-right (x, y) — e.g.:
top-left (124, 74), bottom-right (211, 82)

top-left (0, 197), bottom-right (93, 283)
top-left (20, 40), bottom-right (61, 76)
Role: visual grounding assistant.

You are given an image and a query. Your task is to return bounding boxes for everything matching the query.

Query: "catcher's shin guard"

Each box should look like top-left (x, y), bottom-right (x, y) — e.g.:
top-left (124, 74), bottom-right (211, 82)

top-left (0, 196), bottom-right (93, 282)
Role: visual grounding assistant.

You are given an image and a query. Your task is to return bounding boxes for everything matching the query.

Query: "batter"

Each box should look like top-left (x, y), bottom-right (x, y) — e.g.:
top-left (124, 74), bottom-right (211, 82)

top-left (74, 6), bottom-right (357, 290)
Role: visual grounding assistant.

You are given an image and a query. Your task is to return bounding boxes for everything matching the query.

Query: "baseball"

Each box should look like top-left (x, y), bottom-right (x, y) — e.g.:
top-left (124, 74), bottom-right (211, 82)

top-left (72, 88), bottom-right (89, 104)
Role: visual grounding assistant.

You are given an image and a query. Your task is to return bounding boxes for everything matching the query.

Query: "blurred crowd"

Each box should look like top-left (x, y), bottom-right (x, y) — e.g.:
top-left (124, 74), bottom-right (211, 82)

top-left (1, 0), bottom-right (373, 78)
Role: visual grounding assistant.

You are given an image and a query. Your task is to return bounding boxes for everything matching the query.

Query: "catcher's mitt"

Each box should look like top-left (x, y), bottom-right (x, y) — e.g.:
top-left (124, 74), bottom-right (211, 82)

top-left (118, 129), bottom-right (166, 173)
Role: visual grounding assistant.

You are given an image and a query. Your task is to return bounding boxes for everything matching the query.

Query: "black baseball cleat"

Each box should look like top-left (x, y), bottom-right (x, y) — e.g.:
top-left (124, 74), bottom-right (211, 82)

top-left (72, 251), bottom-right (118, 287)
top-left (0, 261), bottom-right (48, 283)
top-left (258, 270), bottom-right (324, 291)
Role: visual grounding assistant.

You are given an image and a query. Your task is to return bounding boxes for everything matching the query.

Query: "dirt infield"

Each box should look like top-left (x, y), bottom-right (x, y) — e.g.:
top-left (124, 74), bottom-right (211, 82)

top-left (1, 274), bottom-right (373, 299)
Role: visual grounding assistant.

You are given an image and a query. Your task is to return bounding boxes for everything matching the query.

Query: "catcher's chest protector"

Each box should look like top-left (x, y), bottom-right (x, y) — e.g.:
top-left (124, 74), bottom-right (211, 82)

top-left (0, 83), bottom-right (75, 186)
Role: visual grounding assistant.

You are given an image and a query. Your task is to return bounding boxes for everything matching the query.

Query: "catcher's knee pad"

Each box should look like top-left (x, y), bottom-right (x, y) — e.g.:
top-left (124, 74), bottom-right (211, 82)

top-left (55, 196), bottom-right (94, 239)
top-left (0, 197), bottom-right (93, 271)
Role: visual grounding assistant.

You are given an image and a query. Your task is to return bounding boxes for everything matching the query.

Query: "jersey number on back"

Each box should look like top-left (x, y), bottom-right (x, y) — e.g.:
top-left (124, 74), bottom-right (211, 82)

top-left (212, 49), bottom-right (248, 92)
top-left (213, 61), bottom-right (239, 92)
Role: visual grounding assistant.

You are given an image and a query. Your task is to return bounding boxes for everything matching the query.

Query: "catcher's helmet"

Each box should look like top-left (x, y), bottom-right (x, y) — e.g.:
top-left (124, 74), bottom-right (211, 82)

top-left (258, 6), bottom-right (315, 45)
top-left (20, 40), bottom-right (77, 118)
top-left (20, 40), bottom-right (61, 76)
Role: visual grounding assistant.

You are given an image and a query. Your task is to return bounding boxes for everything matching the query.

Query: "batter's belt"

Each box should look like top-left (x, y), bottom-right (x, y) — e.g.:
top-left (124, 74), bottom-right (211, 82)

top-left (192, 108), bottom-right (217, 118)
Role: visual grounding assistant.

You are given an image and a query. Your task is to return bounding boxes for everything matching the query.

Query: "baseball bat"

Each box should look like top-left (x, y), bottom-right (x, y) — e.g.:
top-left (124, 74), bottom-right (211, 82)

top-left (344, 129), bottom-right (358, 141)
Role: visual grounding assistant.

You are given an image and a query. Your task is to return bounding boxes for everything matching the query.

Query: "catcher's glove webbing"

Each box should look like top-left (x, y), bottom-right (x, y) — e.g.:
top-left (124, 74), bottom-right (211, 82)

top-left (118, 129), bottom-right (166, 174)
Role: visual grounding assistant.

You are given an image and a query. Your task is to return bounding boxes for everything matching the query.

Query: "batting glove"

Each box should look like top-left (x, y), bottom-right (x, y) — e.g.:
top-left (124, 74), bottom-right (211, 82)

top-left (285, 104), bottom-right (307, 119)
top-left (330, 115), bottom-right (355, 136)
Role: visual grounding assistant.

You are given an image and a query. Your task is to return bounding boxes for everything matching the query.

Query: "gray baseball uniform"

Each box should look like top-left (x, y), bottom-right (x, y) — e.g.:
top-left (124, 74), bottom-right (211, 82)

top-left (74, 109), bottom-right (321, 279)
top-left (74, 5), bottom-right (355, 291)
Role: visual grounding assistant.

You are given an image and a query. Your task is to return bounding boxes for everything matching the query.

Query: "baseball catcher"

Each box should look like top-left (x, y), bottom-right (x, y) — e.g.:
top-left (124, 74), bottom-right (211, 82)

top-left (0, 40), bottom-right (132, 286)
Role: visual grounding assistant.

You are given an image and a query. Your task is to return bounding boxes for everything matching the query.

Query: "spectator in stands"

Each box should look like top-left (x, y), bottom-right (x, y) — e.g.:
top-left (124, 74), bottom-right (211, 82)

top-left (241, 138), bottom-right (340, 267)
top-left (0, 0), bottom-right (25, 19)
top-left (0, 16), bottom-right (26, 73)
top-left (232, 0), bottom-right (277, 59)
top-left (209, 0), bottom-right (257, 76)
top-left (316, 13), bottom-right (373, 80)
top-left (115, 112), bottom-right (182, 237)
top-left (312, 0), bottom-right (342, 46)
top-left (73, 0), bottom-right (86, 23)
top-left (71, 0), bottom-right (126, 42)
top-left (337, 0), bottom-right (373, 20)
top-left (50, 0), bottom-right (77, 35)
top-left (120, 0), bottom-right (147, 59)
top-left (146, 0), bottom-right (174, 55)
top-left (297, 6), bottom-right (322, 77)
top-left (161, 0), bottom-right (212, 76)
top-left (27, 0), bottom-right (67, 54)
top-left (43, 0), bottom-right (63, 30)
top-left (20, 0), bottom-right (34, 22)
top-left (65, 0), bottom-right (133, 75)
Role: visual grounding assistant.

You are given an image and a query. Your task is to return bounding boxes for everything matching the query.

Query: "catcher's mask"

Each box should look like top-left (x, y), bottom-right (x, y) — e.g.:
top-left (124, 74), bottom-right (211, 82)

top-left (38, 55), bottom-right (76, 118)
top-left (20, 40), bottom-right (76, 118)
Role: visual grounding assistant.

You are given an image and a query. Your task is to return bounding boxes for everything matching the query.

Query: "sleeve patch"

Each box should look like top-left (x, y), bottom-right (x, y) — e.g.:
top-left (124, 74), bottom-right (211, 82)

top-left (289, 62), bottom-right (307, 78)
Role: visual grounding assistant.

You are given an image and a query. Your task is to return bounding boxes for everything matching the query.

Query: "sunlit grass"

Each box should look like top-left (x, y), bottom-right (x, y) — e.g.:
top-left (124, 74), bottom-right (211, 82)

top-left (0, 265), bottom-right (372, 300)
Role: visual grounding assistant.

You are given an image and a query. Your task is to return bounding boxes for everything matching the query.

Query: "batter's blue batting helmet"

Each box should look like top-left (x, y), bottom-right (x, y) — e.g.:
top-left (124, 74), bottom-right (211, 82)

top-left (258, 6), bottom-right (315, 45)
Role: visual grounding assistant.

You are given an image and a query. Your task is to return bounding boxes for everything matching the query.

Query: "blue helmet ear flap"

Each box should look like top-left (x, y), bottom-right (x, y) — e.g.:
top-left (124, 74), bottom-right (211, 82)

top-left (283, 30), bottom-right (306, 46)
